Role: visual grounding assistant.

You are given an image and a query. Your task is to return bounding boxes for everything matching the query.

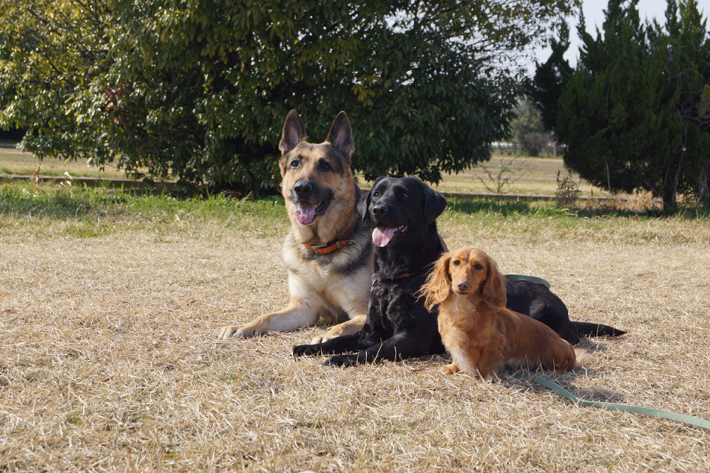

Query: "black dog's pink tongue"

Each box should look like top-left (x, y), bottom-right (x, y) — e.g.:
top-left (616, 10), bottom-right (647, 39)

top-left (372, 226), bottom-right (396, 247)
top-left (295, 202), bottom-right (316, 225)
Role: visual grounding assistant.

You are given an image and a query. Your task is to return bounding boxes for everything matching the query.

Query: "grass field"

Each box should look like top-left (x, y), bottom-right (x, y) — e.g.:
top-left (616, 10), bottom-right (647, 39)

top-left (1, 182), bottom-right (709, 471)
top-left (0, 147), bottom-right (131, 180)
top-left (1, 146), bottom-right (613, 198)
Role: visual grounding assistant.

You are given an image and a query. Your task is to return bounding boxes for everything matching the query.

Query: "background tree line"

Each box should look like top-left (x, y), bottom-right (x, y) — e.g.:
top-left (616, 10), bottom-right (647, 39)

top-left (528, 0), bottom-right (710, 209)
top-left (0, 0), bottom-right (576, 195)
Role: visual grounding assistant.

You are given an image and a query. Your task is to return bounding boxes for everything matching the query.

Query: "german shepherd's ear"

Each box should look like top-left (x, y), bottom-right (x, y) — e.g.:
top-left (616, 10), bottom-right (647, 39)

top-left (421, 253), bottom-right (453, 310)
top-left (422, 182), bottom-right (447, 224)
top-left (279, 110), bottom-right (307, 156)
top-left (325, 111), bottom-right (354, 159)
top-left (482, 254), bottom-right (507, 308)
top-left (357, 176), bottom-right (385, 222)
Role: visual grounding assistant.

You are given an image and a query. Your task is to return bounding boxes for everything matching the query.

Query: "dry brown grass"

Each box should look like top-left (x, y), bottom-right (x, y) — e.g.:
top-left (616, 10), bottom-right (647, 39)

top-left (1, 194), bottom-right (709, 471)
top-left (2, 149), bottom-right (629, 200)
top-left (0, 148), bottom-right (138, 180)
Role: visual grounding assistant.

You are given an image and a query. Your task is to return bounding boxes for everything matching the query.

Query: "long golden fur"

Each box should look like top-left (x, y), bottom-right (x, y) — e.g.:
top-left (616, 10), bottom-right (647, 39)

top-left (218, 111), bottom-right (373, 343)
top-left (422, 247), bottom-right (587, 379)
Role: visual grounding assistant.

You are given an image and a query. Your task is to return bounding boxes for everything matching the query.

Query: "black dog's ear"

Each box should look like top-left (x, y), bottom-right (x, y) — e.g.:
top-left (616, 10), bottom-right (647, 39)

top-left (325, 111), bottom-right (354, 159)
top-left (279, 110), bottom-right (307, 156)
top-left (357, 193), bottom-right (370, 223)
top-left (423, 183), bottom-right (447, 224)
top-left (358, 177), bottom-right (385, 222)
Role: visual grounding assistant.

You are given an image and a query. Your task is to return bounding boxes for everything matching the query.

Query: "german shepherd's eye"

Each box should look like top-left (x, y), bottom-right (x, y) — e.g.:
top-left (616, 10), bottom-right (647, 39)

top-left (452, 260), bottom-right (461, 266)
top-left (319, 161), bottom-right (331, 171)
top-left (290, 159), bottom-right (300, 169)
top-left (474, 264), bottom-right (483, 270)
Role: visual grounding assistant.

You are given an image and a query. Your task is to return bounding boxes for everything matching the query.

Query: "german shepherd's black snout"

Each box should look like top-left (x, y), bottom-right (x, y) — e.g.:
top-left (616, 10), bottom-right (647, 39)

top-left (293, 180), bottom-right (314, 199)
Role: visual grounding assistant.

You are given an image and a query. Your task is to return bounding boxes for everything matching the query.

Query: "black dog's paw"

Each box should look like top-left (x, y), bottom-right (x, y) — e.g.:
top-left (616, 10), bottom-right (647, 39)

top-left (324, 354), bottom-right (359, 367)
top-left (292, 344), bottom-right (322, 357)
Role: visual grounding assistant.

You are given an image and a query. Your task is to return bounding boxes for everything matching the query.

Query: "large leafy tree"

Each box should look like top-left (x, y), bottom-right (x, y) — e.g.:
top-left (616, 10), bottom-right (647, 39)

top-left (1, 0), bottom-right (578, 194)
top-left (554, 0), bottom-right (709, 209)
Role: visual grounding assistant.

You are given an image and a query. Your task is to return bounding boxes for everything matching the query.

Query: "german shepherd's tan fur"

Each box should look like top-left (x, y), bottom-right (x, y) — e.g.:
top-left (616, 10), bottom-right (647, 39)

top-left (218, 111), bottom-right (373, 343)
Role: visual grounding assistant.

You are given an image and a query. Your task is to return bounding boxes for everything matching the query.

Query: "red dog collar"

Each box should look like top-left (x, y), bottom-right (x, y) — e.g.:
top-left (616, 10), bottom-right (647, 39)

top-left (303, 218), bottom-right (358, 255)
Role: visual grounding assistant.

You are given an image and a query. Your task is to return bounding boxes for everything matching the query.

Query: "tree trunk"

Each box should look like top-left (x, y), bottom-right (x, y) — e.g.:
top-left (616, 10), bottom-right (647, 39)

top-left (662, 185), bottom-right (677, 210)
top-left (699, 158), bottom-right (710, 206)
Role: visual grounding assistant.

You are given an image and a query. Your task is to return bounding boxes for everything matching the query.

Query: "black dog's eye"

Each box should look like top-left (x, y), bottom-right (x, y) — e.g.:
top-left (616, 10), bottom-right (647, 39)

top-left (373, 191), bottom-right (380, 197)
top-left (319, 161), bottom-right (331, 171)
top-left (474, 264), bottom-right (483, 270)
top-left (452, 260), bottom-right (461, 266)
top-left (402, 192), bottom-right (409, 198)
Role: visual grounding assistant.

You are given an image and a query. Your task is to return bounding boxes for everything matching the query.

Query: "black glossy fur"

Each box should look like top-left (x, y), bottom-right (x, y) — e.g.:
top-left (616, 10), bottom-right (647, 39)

top-left (505, 280), bottom-right (626, 345)
top-left (292, 177), bottom-right (448, 366)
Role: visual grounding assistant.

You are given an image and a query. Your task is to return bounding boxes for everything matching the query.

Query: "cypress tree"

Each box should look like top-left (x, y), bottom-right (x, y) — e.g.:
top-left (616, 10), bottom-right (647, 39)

top-left (555, 0), bottom-right (710, 209)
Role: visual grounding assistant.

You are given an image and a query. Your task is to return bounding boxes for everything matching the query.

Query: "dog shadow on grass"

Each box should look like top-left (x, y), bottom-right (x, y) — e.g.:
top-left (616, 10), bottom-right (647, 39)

top-left (399, 339), bottom-right (625, 404)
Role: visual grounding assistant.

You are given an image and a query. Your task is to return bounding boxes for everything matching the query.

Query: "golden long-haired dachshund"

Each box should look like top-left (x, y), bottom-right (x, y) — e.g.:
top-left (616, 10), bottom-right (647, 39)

top-left (422, 247), bottom-right (588, 379)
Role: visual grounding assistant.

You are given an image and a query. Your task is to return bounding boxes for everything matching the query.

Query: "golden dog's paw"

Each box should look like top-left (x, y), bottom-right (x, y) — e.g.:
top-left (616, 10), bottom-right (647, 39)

top-left (440, 365), bottom-right (455, 375)
top-left (310, 336), bottom-right (324, 345)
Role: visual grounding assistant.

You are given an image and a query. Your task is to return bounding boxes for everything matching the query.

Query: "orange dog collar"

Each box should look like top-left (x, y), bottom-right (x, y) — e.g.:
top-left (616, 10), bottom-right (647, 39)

top-left (303, 218), bottom-right (358, 255)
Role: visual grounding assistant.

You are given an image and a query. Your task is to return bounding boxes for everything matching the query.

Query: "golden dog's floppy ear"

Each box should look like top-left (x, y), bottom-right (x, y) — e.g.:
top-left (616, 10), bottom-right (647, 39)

top-left (481, 254), bottom-right (506, 308)
top-left (421, 253), bottom-right (453, 310)
top-left (279, 110), bottom-right (307, 156)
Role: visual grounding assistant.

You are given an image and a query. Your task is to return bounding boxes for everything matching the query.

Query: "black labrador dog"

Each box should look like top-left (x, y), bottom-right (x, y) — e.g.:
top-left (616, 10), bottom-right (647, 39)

top-left (293, 176), bottom-right (448, 366)
top-left (506, 282), bottom-right (624, 345)
top-left (293, 176), bottom-right (625, 367)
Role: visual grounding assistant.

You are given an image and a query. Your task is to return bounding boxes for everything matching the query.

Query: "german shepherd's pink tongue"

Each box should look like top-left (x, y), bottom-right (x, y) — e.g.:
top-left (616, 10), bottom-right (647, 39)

top-left (372, 226), bottom-right (396, 247)
top-left (295, 202), bottom-right (316, 225)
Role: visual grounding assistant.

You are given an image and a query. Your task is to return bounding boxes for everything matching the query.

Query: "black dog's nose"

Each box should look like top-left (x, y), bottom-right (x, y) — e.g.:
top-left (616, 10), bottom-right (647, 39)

top-left (293, 181), bottom-right (313, 197)
top-left (372, 204), bottom-right (388, 216)
top-left (456, 280), bottom-right (470, 291)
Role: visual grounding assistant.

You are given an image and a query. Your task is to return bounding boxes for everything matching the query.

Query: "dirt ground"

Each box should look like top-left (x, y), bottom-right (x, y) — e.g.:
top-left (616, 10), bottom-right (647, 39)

top-left (1, 210), bottom-right (709, 471)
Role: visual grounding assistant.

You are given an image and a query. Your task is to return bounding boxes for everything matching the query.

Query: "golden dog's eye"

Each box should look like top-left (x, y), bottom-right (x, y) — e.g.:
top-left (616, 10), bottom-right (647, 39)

top-left (452, 260), bottom-right (460, 266)
top-left (474, 264), bottom-right (483, 270)
top-left (320, 161), bottom-right (331, 171)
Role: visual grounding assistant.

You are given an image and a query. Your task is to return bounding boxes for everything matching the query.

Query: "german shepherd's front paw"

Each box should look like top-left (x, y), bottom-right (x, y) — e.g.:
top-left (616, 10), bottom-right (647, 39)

top-left (217, 325), bottom-right (240, 340)
top-left (292, 344), bottom-right (323, 357)
top-left (218, 325), bottom-right (263, 340)
top-left (324, 354), bottom-right (359, 367)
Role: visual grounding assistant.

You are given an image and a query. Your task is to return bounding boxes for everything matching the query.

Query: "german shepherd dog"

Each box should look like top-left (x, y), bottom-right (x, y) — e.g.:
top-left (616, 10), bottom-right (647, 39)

top-left (218, 111), bottom-right (373, 343)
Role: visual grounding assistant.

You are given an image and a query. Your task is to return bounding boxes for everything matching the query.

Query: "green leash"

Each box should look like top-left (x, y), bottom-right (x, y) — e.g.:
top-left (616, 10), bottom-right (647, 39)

top-left (504, 365), bottom-right (710, 430)
top-left (502, 276), bottom-right (708, 429)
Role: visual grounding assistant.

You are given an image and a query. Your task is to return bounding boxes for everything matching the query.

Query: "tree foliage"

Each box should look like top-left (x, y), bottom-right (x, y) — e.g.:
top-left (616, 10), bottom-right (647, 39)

top-left (509, 98), bottom-right (555, 156)
top-left (524, 21), bottom-right (574, 132)
top-left (551, 0), bottom-right (710, 209)
top-left (0, 0), bottom-right (578, 194)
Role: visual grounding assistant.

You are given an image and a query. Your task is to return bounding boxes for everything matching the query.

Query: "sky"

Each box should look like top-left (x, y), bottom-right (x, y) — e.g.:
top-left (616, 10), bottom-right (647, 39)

top-left (533, 0), bottom-right (685, 70)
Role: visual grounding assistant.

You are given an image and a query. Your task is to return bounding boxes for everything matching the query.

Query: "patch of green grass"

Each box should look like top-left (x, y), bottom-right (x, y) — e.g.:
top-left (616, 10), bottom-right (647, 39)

top-left (445, 196), bottom-right (710, 221)
top-left (0, 182), bottom-right (290, 237)
top-left (66, 414), bottom-right (83, 426)
top-left (2, 183), bottom-right (709, 243)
